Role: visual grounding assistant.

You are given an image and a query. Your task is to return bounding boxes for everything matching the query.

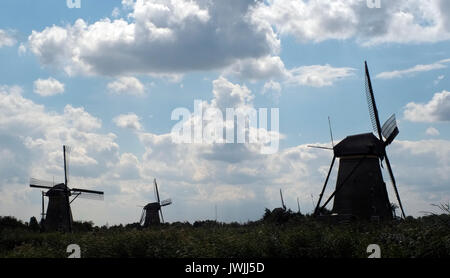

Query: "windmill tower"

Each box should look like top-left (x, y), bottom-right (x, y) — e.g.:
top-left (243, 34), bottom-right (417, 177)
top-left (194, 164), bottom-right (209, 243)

top-left (29, 145), bottom-right (104, 232)
top-left (139, 178), bottom-right (172, 227)
top-left (312, 62), bottom-right (406, 221)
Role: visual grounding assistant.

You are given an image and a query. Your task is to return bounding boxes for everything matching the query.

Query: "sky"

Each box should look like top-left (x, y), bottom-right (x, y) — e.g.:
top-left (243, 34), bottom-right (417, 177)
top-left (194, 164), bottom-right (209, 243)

top-left (0, 0), bottom-right (449, 226)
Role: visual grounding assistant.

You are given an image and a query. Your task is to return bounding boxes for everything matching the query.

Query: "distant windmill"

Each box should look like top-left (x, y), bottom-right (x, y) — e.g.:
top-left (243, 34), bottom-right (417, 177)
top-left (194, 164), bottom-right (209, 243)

top-left (139, 178), bottom-right (172, 227)
top-left (29, 146), bottom-right (104, 232)
top-left (312, 61), bottom-right (406, 220)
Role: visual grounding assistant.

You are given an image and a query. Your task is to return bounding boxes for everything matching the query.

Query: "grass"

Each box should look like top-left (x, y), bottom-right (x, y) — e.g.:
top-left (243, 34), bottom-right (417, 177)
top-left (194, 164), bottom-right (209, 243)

top-left (1, 210), bottom-right (449, 258)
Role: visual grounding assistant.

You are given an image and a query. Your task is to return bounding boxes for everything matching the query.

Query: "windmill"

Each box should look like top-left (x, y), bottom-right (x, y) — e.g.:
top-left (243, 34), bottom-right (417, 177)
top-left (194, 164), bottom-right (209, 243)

top-left (139, 178), bottom-right (172, 227)
top-left (29, 145), bottom-right (104, 232)
top-left (312, 61), bottom-right (406, 221)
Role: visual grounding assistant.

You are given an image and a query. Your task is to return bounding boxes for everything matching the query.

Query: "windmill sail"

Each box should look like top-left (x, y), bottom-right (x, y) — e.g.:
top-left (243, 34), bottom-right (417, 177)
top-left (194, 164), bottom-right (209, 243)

top-left (161, 198), bottom-right (172, 206)
top-left (364, 61), bottom-right (383, 140)
top-left (73, 191), bottom-right (104, 201)
top-left (381, 114), bottom-right (399, 145)
top-left (30, 178), bottom-right (58, 189)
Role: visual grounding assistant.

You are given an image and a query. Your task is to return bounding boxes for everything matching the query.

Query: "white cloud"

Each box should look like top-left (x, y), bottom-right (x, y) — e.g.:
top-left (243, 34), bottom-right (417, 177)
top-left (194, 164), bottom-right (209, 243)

top-left (28, 0), bottom-right (279, 77)
top-left (18, 43), bottom-right (27, 56)
top-left (0, 29), bottom-right (16, 47)
top-left (286, 64), bottom-right (355, 87)
top-left (107, 76), bottom-right (145, 96)
top-left (425, 127), bottom-right (440, 136)
top-left (376, 59), bottom-right (450, 79)
top-left (404, 90), bottom-right (450, 122)
top-left (434, 74), bottom-right (445, 85)
top-left (252, 0), bottom-right (450, 45)
top-left (112, 7), bottom-right (121, 18)
top-left (262, 80), bottom-right (282, 102)
top-left (1, 80), bottom-right (450, 225)
top-left (262, 80), bottom-right (282, 94)
top-left (33, 77), bottom-right (65, 96)
top-left (211, 77), bottom-right (254, 110)
top-left (225, 55), bottom-right (355, 87)
top-left (113, 113), bottom-right (143, 131)
top-left (225, 56), bottom-right (286, 81)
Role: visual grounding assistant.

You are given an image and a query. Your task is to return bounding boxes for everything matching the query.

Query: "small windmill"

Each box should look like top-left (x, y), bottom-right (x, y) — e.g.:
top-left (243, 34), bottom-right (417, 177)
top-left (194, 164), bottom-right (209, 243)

top-left (29, 146), bottom-right (104, 232)
top-left (139, 178), bottom-right (172, 227)
top-left (312, 61), bottom-right (406, 220)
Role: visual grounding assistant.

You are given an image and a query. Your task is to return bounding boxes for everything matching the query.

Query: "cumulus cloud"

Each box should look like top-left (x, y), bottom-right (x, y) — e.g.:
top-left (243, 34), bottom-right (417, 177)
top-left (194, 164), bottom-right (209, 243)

top-left (286, 64), bottom-right (355, 87)
top-left (0, 85), bottom-right (121, 221)
top-left (33, 77), bottom-right (65, 96)
top-left (225, 56), bottom-right (286, 81)
top-left (0, 29), bottom-right (16, 47)
top-left (404, 90), bottom-right (450, 122)
top-left (434, 75), bottom-right (445, 85)
top-left (0, 82), bottom-right (449, 224)
top-left (376, 59), bottom-right (450, 79)
top-left (252, 0), bottom-right (450, 45)
top-left (107, 76), bottom-right (145, 96)
top-left (225, 55), bottom-right (355, 87)
top-left (425, 127), bottom-right (440, 136)
top-left (28, 0), bottom-right (279, 77)
top-left (113, 113), bottom-right (143, 131)
top-left (262, 80), bottom-right (282, 94)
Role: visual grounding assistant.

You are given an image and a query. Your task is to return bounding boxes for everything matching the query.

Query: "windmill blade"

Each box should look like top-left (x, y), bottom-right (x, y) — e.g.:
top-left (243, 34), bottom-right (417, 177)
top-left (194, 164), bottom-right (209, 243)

top-left (161, 198), bottom-right (172, 206)
top-left (307, 145), bottom-right (333, 150)
top-left (63, 145), bottom-right (71, 186)
top-left (74, 191), bottom-right (104, 201)
top-left (364, 61), bottom-right (383, 141)
top-left (139, 208), bottom-right (146, 225)
top-left (160, 207), bottom-right (165, 224)
top-left (328, 116), bottom-right (334, 148)
top-left (30, 184), bottom-right (54, 190)
top-left (71, 188), bottom-right (104, 195)
top-left (280, 189), bottom-right (286, 210)
top-left (154, 178), bottom-right (161, 204)
top-left (384, 154), bottom-right (406, 219)
top-left (381, 114), bottom-right (399, 146)
top-left (30, 178), bottom-right (57, 189)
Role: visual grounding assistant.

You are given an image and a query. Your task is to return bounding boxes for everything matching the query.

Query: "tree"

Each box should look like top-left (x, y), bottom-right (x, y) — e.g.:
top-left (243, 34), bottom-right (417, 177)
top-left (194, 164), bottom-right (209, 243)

top-left (29, 216), bottom-right (40, 231)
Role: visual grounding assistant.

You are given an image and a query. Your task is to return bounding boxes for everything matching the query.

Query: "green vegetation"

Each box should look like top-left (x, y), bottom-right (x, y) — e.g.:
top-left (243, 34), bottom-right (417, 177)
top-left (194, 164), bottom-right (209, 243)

top-left (1, 208), bottom-right (449, 258)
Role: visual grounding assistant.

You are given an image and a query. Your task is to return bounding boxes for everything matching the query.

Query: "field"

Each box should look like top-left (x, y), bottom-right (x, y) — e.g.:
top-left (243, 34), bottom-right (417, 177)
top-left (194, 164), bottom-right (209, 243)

top-left (1, 209), bottom-right (449, 258)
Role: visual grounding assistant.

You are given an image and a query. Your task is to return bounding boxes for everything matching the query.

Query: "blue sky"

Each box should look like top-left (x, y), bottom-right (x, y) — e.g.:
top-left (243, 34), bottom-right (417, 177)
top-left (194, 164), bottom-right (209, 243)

top-left (0, 0), bottom-right (449, 225)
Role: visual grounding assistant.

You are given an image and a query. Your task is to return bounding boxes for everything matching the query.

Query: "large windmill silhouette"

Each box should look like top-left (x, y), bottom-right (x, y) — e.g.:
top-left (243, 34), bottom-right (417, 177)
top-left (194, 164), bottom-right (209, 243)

top-left (312, 62), bottom-right (406, 220)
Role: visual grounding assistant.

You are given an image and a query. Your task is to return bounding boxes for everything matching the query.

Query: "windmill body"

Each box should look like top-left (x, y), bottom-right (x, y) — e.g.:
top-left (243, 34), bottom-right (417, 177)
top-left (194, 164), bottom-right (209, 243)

top-left (331, 133), bottom-right (392, 220)
top-left (43, 183), bottom-right (74, 231)
top-left (142, 202), bottom-right (162, 226)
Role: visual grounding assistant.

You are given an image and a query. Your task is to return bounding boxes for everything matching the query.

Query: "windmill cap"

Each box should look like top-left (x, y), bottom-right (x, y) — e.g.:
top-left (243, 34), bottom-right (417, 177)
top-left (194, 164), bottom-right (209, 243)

top-left (144, 202), bottom-right (161, 210)
top-left (45, 183), bottom-right (69, 196)
top-left (334, 133), bottom-right (385, 157)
